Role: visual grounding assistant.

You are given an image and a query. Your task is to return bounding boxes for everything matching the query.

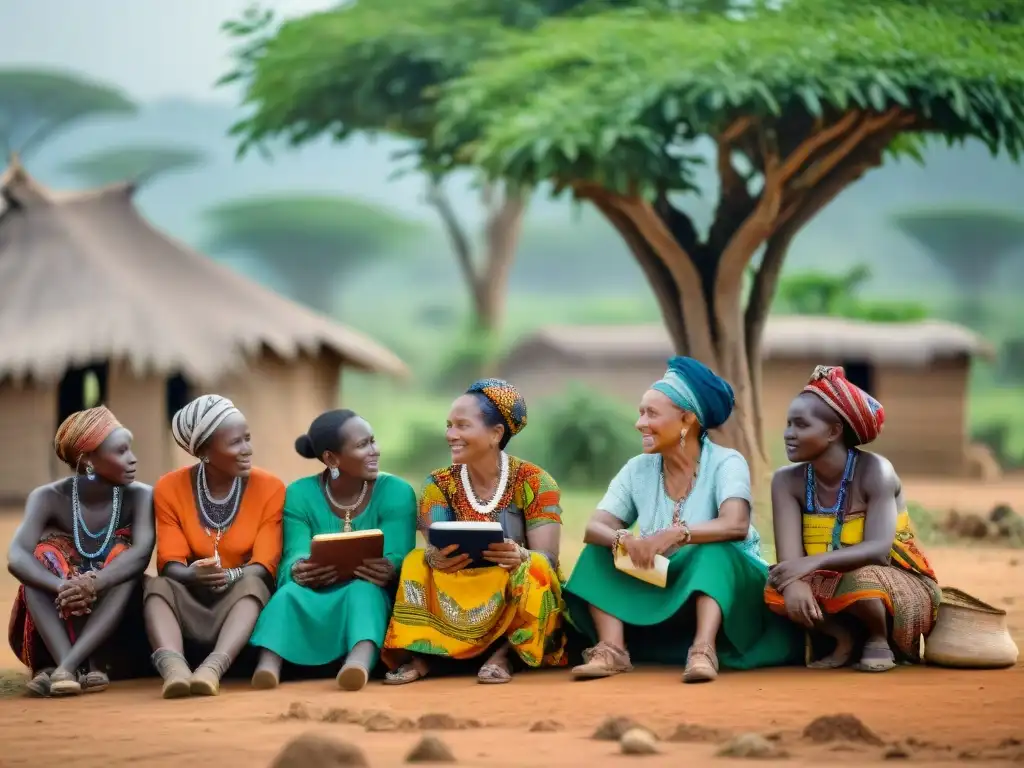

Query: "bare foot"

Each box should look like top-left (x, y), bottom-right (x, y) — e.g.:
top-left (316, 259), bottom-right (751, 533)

top-left (853, 639), bottom-right (896, 673)
top-left (807, 621), bottom-right (855, 669)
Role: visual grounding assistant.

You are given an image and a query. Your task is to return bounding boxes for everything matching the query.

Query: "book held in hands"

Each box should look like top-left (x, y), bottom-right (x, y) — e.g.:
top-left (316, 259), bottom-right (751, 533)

top-left (309, 529), bottom-right (385, 581)
top-left (427, 521), bottom-right (505, 569)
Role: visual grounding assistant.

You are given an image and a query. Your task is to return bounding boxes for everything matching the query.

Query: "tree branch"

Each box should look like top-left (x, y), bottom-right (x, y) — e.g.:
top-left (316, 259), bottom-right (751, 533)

top-left (425, 178), bottom-right (484, 309)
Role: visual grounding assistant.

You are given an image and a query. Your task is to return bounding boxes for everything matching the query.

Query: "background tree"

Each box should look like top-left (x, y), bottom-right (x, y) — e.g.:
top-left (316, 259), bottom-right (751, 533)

top-left (203, 194), bottom-right (423, 314)
top-left (221, 4), bottom-right (528, 341)
top-left (773, 265), bottom-right (928, 322)
top-left (889, 207), bottom-right (1024, 326)
top-left (59, 145), bottom-right (205, 187)
top-left (228, 0), bottom-right (1024, 466)
top-left (0, 68), bottom-right (136, 158)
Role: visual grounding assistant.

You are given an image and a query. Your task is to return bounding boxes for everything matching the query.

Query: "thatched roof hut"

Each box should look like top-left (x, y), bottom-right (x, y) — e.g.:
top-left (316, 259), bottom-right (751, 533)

top-left (0, 160), bottom-right (407, 499)
top-left (499, 317), bottom-right (994, 478)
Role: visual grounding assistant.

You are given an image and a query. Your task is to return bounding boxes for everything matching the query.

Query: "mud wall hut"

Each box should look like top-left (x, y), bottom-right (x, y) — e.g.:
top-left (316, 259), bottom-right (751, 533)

top-left (498, 317), bottom-right (993, 478)
top-left (0, 161), bottom-right (407, 503)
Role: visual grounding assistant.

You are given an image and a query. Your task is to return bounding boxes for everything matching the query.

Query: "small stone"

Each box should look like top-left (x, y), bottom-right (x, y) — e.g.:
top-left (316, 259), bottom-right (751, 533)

top-left (593, 716), bottom-right (639, 741)
top-left (620, 728), bottom-right (659, 756)
top-left (884, 743), bottom-right (911, 759)
top-left (716, 733), bottom-right (785, 759)
top-left (802, 714), bottom-right (883, 746)
top-left (418, 713), bottom-right (463, 730)
top-left (281, 702), bottom-right (313, 721)
top-left (364, 711), bottom-right (415, 732)
top-left (529, 719), bottom-right (564, 732)
top-left (322, 707), bottom-right (360, 724)
top-left (667, 723), bottom-right (725, 743)
top-left (406, 735), bottom-right (456, 763)
top-left (269, 733), bottom-right (368, 768)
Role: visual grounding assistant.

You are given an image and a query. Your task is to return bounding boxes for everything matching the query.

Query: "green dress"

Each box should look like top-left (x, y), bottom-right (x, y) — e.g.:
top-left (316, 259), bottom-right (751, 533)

top-left (564, 441), bottom-right (802, 669)
top-left (249, 472), bottom-right (417, 668)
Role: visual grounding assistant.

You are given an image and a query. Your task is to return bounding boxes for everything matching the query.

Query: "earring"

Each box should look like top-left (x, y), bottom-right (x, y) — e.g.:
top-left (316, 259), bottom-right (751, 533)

top-left (202, 456), bottom-right (210, 464)
top-left (680, 428), bottom-right (688, 445)
top-left (329, 466), bottom-right (340, 480)
top-left (85, 463), bottom-right (96, 481)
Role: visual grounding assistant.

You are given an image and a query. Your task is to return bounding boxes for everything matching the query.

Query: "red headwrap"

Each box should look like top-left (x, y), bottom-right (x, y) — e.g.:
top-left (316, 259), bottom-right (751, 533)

top-left (802, 365), bottom-right (885, 446)
top-left (54, 406), bottom-right (123, 468)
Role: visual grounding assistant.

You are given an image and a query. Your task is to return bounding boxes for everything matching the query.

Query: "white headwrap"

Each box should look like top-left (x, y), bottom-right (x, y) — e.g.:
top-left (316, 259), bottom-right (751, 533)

top-left (171, 395), bottom-right (241, 457)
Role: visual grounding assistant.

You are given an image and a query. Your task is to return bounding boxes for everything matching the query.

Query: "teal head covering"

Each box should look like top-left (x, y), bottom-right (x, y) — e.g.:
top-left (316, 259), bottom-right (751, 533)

top-left (651, 356), bottom-right (735, 429)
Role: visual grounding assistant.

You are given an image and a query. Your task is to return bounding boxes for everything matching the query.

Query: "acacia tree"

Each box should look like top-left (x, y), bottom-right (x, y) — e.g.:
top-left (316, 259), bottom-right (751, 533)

top-left (60, 145), bottom-right (205, 187)
top-left (229, 0), bottom-right (1024, 464)
top-left (221, 5), bottom-right (528, 337)
top-left (890, 207), bottom-right (1024, 326)
top-left (0, 68), bottom-right (136, 158)
top-left (203, 195), bottom-right (423, 314)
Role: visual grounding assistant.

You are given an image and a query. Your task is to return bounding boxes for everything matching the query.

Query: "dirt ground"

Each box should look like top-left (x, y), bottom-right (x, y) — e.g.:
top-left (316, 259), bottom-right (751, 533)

top-left (1, 481), bottom-right (1023, 767)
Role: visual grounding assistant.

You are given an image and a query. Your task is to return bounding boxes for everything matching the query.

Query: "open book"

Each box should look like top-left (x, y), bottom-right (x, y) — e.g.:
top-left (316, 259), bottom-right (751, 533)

top-left (428, 521), bottom-right (505, 569)
top-left (613, 546), bottom-right (669, 588)
top-left (309, 529), bottom-right (384, 581)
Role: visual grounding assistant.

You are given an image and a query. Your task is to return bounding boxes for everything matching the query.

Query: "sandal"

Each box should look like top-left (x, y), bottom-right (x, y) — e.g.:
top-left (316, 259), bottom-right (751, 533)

top-left (25, 668), bottom-right (54, 698)
top-left (80, 670), bottom-right (109, 693)
top-left (49, 668), bottom-right (83, 696)
top-left (683, 643), bottom-right (719, 683)
top-left (853, 642), bottom-right (896, 673)
top-left (477, 659), bottom-right (512, 685)
top-left (336, 663), bottom-right (369, 692)
top-left (383, 662), bottom-right (426, 686)
top-left (571, 641), bottom-right (633, 680)
top-left (189, 651), bottom-right (232, 696)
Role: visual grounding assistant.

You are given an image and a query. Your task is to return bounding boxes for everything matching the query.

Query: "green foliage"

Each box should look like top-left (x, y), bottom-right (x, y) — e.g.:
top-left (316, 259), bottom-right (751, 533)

top-left (1000, 337), bottom-right (1024, 384)
top-left (775, 265), bottom-right (928, 322)
top-left (516, 385), bottom-right (639, 487)
top-left (0, 68), bottom-right (136, 157)
top-left (431, 330), bottom-right (504, 393)
top-left (202, 195), bottom-right (423, 313)
top-left (59, 145), bottom-right (205, 187)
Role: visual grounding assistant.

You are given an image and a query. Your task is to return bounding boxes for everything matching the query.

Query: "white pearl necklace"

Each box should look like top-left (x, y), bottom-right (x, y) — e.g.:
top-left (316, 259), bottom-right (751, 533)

top-left (460, 451), bottom-right (510, 517)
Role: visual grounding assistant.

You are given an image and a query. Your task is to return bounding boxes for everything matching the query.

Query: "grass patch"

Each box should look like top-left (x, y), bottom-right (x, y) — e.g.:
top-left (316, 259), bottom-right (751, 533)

top-left (0, 669), bottom-right (27, 698)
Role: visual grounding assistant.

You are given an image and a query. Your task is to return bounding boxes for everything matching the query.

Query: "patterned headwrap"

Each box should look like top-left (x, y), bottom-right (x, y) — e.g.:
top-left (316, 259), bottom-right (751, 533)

top-left (466, 378), bottom-right (528, 437)
top-left (802, 365), bottom-right (885, 446)
top-left (171, 394), bottom-right (241, 457)
top-left (54, 406), bottom-right (123, 468)
top-left (651, 356), bottom-right (735, 430)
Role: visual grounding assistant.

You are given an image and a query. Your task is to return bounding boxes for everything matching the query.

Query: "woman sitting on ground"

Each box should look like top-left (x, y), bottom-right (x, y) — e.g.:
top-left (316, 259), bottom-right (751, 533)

top-left (383, 379), bottom-right (566, 685)
top-left (144, 395), bottom-right (283, 697)
top-left (249, 409), bottom-right (417, 691)
top-left (565, 357), bottom-right (801, 683)
top-left (7, 406), bottom-right (155, 697)
top-left (764, 366), bottom-right (940, 672)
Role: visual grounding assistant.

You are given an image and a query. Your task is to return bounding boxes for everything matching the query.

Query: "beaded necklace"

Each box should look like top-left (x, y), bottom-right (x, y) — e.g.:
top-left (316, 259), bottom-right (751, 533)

top-left (71, 475), bottom-right (122, 562)
top-left (805, 449), bottom-right (857, 551)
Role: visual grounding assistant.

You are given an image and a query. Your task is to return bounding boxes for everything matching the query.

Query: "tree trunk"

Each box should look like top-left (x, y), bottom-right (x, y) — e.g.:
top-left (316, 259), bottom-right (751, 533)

top-left (576, 109), bottom-right (912, 475)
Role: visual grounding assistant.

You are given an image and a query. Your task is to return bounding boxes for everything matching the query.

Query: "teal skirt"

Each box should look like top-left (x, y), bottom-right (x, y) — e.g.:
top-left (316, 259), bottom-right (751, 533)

top-left (563, 542), bottom-right (802, 669)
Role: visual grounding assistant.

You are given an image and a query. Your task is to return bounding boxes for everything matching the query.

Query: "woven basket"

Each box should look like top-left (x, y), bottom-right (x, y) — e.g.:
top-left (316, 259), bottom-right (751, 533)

top-left (924, 587), bottom-right (1018, 669)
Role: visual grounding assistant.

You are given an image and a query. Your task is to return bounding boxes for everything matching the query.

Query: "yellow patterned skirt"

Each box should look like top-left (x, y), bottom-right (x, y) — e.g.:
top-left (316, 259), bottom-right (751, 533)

top-left (382, 549), bottom-right (567, 668)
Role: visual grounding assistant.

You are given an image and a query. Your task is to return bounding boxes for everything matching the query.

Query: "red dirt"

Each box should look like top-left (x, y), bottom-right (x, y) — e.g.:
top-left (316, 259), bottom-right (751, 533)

top-left (2, 503), bottom-right (1024, 766)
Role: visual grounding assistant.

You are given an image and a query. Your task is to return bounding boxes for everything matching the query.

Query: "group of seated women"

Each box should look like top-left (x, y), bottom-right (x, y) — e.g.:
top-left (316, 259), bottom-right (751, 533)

top-left (6, 358), bottom-right (941, 698)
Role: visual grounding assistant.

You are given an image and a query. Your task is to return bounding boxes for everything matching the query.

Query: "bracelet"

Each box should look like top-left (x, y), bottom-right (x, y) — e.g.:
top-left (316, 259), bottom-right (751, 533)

top-left (424, 545), bottom-right (440, 569)
top-left (517, 543), bottom-right (530, 564)
top-left (612, 529), bottom-right (629, 552)
top-left (678, 522), bottom-right (692, 545)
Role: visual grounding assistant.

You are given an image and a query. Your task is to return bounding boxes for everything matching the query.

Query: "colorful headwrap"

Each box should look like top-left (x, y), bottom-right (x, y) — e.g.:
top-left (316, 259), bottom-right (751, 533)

top-left (466, 378), bottom-right (528, 437)
top-left (54, 406), bottom-right (123, 468)
top-left (651, 356), bottom-right (735, 430)
top-left (171, 394), bottom-right (241, 457)
top-left (802, 365), bottom-right (885, 446)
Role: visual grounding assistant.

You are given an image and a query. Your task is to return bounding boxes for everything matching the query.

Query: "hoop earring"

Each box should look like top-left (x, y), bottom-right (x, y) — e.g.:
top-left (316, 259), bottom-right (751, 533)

top-left (85, 463), bottom-right (96, 481)
top-left (329, 466), bottom-right (340, 480)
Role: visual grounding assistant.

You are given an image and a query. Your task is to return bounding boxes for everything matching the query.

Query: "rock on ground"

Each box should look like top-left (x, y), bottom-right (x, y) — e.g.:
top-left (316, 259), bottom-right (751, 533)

top-left (269, 733), bottom-right (368, 768)
top-left (406, 735), bottom-right (456, 763)
top-left (620, 728), bottom-right (659, 755)
top-left (593, 716), bottom-right (639, 741)
top-left (715, 733), bottom-right (787, 759)
top-left (802, 714), bottom-right (884, 746)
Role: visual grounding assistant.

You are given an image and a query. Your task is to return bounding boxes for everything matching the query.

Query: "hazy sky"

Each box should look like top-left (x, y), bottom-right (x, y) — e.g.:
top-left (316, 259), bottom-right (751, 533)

top-left (0, 0), bottom-right (333, 102)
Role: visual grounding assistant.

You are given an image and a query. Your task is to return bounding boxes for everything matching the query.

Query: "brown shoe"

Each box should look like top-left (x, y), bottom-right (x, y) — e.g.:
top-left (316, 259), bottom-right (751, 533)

top-left (571, 641), bottom-right (633, 680)
top-left (152, 649), bottom-right (192, 699)
top-left (682, 643), bottom-right (719, 683)
top-left (189, 651), bottom-right (232, 696)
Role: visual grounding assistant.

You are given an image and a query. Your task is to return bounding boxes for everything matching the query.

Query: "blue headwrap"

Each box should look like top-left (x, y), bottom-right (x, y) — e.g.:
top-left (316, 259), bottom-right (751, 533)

top-left (651, 356), bottom-right (735, 430)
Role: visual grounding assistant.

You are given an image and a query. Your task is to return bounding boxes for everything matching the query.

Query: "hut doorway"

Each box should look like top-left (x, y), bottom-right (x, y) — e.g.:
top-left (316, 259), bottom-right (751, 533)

top-left (57, 361), bottom-right (109, 427)
top-left (165, 373), bottom-right (192, 423)
top-left (841, 360), bottom-right (876, 396)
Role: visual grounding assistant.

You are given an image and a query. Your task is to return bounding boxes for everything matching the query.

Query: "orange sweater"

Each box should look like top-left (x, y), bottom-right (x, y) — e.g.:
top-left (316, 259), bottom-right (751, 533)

top-left (154, 466), bottom-right (284, 577)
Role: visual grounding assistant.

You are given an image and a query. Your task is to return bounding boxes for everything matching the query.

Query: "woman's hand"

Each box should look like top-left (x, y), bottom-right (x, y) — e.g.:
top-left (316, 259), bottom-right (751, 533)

top-left (55, 574), bottom-right (97, 617)
top-left (292, 559), bottom-right (338, 588)
top-left (781, 580), bottom-right (822, 628)
top-left (188, 560), bottom-right (229, 590)
top-left (622, 534), bottom-right (661, 570)
top-left (483, 539), bottom-right (525, 570)
top-left (427, 544), bottom-right (471, 574)
top-left (354, 557), bottom-right (395, 587)
top-left (768, 556), bottom-right (819, 591)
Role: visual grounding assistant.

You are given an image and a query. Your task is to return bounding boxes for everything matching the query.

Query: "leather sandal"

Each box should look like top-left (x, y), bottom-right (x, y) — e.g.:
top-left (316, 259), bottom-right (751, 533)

top-left (152, 649), bottom-right (192, 699)
top-left (571, 641), bottom-right (633, 679)
top-left (383, 662), bottom-right (426, 686)
top-left (683, 643), bottom-right (719, 683)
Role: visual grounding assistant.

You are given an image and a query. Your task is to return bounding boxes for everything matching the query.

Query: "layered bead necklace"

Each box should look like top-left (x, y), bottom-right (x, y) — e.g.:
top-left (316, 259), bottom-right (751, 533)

top-left (805, 448), bottom-right (857, 551)
top-left (660, 456), bottom-right (700, 528)
top-left (324, 478), bottom-right (368, 532)
top-left (71, 474), bottom-right (122, 563)
top-left (461, 451), bottom-right (510, 517)
top-left (197, 461), bottom-right (243, 557)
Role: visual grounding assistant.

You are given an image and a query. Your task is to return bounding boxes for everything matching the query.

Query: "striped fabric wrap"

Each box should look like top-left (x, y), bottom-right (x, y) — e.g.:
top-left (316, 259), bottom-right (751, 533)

top-left (171, 395), bottom-right (241, 456)
top-left (802, 365), bottom-right (885, 445)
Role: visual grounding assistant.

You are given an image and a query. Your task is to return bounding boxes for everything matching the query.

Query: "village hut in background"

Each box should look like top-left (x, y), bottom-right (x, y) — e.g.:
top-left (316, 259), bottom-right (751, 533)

top-left (0, 160), bottom-right (407, 502)
top-left (499, 317), bottom-right (995, 478)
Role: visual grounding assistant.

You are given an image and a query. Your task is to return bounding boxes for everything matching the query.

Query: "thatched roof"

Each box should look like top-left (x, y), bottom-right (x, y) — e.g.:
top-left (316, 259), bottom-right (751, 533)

top-left (0, 160), bottom-right (408, 384)
top-left (506, 316), bottom-right (994, 367)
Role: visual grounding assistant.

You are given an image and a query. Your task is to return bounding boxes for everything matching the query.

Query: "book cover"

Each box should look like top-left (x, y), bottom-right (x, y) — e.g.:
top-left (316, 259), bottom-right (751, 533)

top-left (613, 548), bottom-right (669, 588)
top-left (427, 521), bottom-right (505, 569)
top-left (308, 528), bottom-right (385, 581)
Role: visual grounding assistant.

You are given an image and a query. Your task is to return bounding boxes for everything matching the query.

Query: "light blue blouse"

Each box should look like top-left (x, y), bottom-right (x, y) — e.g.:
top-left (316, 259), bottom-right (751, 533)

top-left (597, 439), bottom-right (765, 564)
